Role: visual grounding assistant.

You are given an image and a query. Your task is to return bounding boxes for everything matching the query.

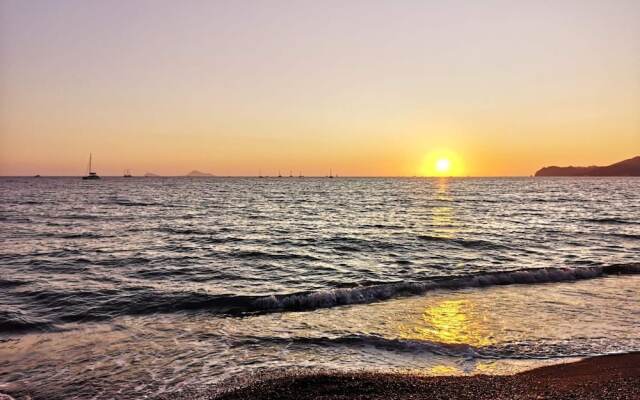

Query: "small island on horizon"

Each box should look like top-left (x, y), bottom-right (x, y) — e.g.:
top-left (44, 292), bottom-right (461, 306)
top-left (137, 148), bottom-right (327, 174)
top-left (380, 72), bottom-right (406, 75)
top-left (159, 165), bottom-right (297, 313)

top-left (535, 156), bottom-right (640, 177)
top-left (186, 170), bottom-right (214, 177)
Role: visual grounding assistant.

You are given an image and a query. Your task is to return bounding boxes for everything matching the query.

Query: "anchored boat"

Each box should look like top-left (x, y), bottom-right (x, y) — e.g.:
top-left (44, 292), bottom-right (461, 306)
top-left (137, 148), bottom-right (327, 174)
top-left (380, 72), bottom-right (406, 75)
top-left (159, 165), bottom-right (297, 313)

top-left (82, 153), bottom-right (101, 180)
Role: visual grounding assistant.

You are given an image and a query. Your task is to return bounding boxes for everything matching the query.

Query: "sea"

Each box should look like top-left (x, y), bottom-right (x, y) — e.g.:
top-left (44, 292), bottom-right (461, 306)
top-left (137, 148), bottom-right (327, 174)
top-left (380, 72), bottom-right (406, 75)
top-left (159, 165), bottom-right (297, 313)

top-left (1, 177), bottom-right (639, 399)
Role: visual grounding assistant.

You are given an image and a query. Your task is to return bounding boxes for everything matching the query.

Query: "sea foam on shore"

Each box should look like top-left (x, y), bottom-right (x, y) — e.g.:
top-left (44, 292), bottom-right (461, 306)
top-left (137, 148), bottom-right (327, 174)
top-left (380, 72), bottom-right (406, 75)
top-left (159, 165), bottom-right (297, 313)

top-left (164, 352), bottom-right (640, 400)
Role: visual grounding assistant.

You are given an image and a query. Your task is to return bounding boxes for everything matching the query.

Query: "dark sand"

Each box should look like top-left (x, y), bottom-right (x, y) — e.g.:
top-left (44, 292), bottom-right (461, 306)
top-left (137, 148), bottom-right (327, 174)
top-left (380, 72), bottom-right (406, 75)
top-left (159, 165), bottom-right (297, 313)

top-left (169, 353), bottom-right (640, 400)
top-left (3, 353), bottom-right (637, 399)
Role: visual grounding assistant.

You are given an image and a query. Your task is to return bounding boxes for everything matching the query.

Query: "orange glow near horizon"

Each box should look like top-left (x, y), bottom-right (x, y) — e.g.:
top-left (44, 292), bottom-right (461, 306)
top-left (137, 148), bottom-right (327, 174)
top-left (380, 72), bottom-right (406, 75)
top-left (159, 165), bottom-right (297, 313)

top-left (420, 150), bottom-right (465, 177)
top-left (1, 2), bottom-right (639, 176)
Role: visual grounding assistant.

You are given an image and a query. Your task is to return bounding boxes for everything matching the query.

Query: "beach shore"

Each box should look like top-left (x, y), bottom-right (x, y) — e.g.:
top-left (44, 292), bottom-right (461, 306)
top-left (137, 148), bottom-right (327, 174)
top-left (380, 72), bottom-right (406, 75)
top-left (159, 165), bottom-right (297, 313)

top-left (2, 352), bottom-right (638, 399)
top-left (192, 352), bottom-right (640, 400)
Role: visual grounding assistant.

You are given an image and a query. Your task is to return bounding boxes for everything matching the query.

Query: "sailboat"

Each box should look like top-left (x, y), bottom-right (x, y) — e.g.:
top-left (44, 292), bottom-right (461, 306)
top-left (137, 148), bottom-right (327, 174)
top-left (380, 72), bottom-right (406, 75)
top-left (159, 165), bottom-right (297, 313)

top-left (123, 169), bottom-right (132, 178)
top-left (82, 153), bottom-right (101, 180)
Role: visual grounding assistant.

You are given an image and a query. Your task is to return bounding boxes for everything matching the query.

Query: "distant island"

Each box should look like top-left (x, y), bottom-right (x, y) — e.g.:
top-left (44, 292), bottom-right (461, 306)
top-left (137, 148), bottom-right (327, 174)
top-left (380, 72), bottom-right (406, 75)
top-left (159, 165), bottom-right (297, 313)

top-left (535, 156), bottom-right (640, 177)
top-left (186, 170), bottom-right (214, 177)
top-left (144, 172), bottom-right (161, 177)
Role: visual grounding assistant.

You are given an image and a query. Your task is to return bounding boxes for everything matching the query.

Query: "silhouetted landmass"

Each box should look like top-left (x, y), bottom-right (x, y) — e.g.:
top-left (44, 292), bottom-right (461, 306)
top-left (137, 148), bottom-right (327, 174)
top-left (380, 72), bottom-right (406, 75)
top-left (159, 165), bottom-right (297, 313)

top-left (144, 172), bottom-right (161, 177)
top-left (535, 156), bottom-right (640, 176)
top-left (186, 170), bottom-right (214, 177)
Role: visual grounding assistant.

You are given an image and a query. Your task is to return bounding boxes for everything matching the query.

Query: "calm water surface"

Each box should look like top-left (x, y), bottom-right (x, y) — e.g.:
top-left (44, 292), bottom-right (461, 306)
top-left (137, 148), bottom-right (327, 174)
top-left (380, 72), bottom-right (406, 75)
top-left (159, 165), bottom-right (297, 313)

top-left (1, 177), bottom-right (639, 399)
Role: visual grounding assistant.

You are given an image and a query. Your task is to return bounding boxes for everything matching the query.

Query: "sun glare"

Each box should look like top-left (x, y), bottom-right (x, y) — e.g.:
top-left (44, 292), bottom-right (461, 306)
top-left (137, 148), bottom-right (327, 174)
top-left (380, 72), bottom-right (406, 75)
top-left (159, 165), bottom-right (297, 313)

top-left (436, 158), bottom-right (451, 173)
top-left (420, 150), bottom-right (464, 177)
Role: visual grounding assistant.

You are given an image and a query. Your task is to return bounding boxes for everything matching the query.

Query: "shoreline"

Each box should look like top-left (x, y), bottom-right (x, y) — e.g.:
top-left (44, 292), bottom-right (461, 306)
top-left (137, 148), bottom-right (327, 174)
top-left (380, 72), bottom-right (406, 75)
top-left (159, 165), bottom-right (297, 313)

top-left (2, 352), bottom-right (638, 399)
top-left (165, 352), bottom-right (640, 400)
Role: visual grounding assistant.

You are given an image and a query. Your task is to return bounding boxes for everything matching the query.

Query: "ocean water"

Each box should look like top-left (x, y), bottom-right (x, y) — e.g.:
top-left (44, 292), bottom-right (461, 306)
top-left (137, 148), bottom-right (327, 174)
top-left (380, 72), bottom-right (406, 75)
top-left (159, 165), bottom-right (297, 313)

top-left (0, 177), bottom-right (639, 399)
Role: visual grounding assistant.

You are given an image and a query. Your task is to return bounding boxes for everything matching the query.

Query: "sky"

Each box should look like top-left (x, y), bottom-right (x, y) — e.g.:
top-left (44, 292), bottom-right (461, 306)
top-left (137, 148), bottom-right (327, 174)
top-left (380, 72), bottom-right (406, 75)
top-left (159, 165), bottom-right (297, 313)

top-left (1, 0), bottom-right (639, 176)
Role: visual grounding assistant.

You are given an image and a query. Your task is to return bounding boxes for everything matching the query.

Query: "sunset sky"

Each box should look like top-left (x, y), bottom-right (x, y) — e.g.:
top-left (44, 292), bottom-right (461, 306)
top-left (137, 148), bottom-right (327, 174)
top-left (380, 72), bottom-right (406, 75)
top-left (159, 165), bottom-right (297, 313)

top-left (1, 0), bottom-right (639, 176)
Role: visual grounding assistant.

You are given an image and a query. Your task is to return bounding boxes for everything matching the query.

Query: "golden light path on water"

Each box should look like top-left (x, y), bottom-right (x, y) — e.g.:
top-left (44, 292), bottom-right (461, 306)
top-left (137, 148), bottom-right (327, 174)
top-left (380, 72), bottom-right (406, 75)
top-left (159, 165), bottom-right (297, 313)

top-left (2, 276), bottom-right (638, 397)
top-left (404, 178), bottom-right (493, 372)
top-left (431, 178), bottom-right (457, 239)
top-left (399, 299), bottom-right (494, 348)
top-left (1, 176), bottom-right (639, 399)
top-left (399, 297), bottom-right (505, 375)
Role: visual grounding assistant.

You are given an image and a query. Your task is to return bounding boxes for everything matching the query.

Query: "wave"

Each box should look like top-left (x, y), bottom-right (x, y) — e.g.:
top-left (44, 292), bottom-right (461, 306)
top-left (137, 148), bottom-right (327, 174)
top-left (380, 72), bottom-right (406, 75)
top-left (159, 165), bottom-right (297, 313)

top-left (111, 200), bottom-right (160, 207)
top-left (585, 217), bottom-right (636, 225)
top-left (17, 200), bottom-right (43, 205)
top-left (4, 264), bottom-right (637, 334)
top-left (0, 278), bottom-right (31, 288)
top-left (160, 227), bottom-right (205, 235)
top-left (321, 236), bottom-right (402, 252)
top-left (57, 232), bottom-right (107, 239)
top-left (0, 309), bottom-right (57, 334)
top-left (235, 250), bottom-right (320, 262)
top-left (57, 214), bottom-right (102, 220)
top-left (24, 231), bottom-right (111, 240)
top-left (250, 264), bottom-right (639, 313)
top-left (416, 235), bottom-right (509, 250)
top-left (158, 227), bottom-right (245, 242)
top-left (234, 334), bottom-right (479, 358)
top-left (601, 263), bottom-right (640, 274)
top-left (611, 233), bottom-right (640, 240)
top-left (232, 333), bottom-right (639, 360)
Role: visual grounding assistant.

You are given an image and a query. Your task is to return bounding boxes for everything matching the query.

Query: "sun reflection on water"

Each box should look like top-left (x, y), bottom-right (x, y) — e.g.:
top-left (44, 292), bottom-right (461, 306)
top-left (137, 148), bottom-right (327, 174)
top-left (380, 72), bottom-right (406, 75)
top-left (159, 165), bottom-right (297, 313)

top-left (399, 299), bottom-right (494, 347)
top-left (426, 365), bottom-right (462, 376)
top-left (430, 178), bottom-right (457, 239)
top-left (474, 361), bottom-right (500, 374)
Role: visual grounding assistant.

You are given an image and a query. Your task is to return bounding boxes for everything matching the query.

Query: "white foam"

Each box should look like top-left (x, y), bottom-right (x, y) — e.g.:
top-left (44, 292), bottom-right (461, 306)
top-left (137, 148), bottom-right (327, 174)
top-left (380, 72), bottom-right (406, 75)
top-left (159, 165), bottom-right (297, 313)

top-left (250, 265), bottom-right (637, 313)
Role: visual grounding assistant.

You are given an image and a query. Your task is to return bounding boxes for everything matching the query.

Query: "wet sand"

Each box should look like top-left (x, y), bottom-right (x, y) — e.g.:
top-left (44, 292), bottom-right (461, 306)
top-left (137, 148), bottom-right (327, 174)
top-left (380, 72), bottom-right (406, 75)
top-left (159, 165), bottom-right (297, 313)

top-left (2, 353), bottom-right (638, 399)
top-left (190, 352), bottom-right (640, 400)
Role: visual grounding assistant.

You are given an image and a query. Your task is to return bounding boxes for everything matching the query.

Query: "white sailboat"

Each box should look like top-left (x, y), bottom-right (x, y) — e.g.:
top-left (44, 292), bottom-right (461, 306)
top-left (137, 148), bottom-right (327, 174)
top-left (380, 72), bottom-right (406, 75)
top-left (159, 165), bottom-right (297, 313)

top-left (82, 153), bottom-right (100, 180)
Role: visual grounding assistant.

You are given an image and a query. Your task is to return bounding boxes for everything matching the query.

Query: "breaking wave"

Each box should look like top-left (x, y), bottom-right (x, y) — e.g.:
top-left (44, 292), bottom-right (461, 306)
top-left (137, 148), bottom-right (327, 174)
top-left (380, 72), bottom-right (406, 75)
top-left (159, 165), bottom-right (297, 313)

top-left (234, 334), bottom-right (480, 358)
top-left (232, 333), bottom-right (640, 360)
top-left (250, 264), bottom-right (640, 313)
top-left (3, 263), bottom-right (638, 333)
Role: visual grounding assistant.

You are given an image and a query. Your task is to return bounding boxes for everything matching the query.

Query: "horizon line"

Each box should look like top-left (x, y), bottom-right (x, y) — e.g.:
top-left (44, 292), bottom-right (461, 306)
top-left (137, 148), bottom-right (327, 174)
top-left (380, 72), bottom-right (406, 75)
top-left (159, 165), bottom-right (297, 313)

top-left (0, 174), bottom-right (596, 178)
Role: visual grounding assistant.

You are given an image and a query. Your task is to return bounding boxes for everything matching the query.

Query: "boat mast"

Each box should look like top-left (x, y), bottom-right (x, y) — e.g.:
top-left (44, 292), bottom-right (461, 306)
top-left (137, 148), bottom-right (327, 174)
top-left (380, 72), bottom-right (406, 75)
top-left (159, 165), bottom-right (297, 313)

top-left (89, 153), bottom-right (92, 174)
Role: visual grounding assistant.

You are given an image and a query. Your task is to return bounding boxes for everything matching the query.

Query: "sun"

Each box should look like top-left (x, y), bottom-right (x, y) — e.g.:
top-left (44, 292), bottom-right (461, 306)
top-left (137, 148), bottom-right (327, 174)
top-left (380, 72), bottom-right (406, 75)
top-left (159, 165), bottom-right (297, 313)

top-left (420, 149), bottom-right (464, 176)
top-left (436, 158), bottom-right (451, 173)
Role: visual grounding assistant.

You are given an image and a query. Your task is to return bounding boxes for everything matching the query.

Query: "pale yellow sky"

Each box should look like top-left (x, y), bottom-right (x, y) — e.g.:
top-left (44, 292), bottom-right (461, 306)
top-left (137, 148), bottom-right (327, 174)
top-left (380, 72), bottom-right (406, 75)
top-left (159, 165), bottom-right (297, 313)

top-left (1, 1), bottom-right (639, 176)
